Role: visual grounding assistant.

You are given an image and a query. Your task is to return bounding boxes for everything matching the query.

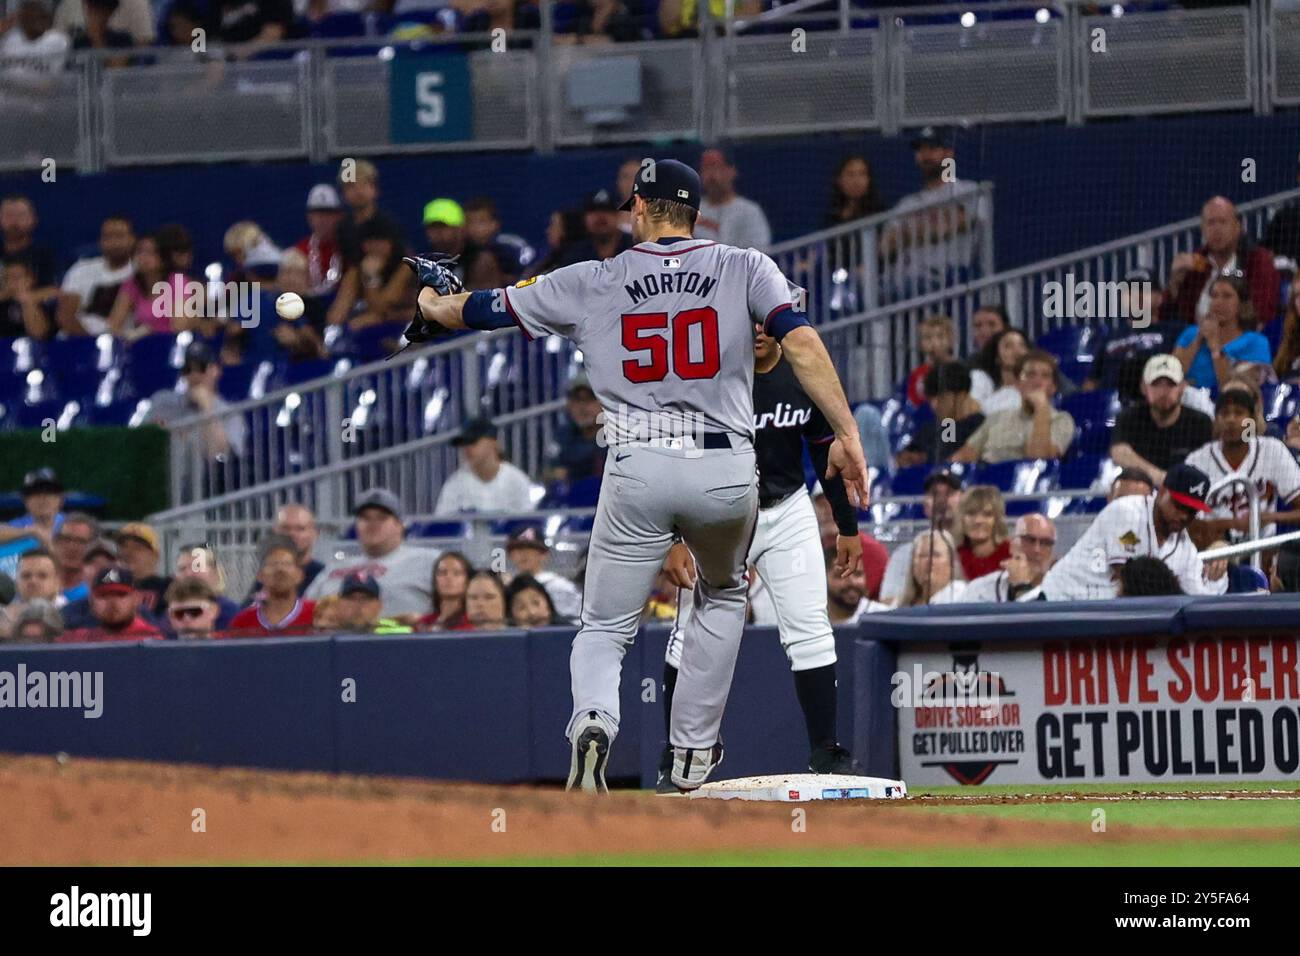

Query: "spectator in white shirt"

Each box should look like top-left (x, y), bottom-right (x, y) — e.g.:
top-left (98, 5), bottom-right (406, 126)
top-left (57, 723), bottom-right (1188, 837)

top-left (305, 487), bottom-right (438, 617)
top-left (434, 416), bottom-right (537, 515)
top-left (897, 528), bottom-right (967, 607)
top-left (694, 148), bottom-right (772, 251)
top-left (0, 1), bottom-right (70, 84)
top-left (57, 215), bottom-right (135, 336)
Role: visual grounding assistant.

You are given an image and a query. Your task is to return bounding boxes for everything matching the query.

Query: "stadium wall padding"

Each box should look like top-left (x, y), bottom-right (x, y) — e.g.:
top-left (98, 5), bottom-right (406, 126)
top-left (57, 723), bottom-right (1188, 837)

top-left (3, 595), bottom-right (1297, 787)
top-left (4, 111), bottom-right (1299, 279)
top-left (0, 426), bottom-right (170, 520)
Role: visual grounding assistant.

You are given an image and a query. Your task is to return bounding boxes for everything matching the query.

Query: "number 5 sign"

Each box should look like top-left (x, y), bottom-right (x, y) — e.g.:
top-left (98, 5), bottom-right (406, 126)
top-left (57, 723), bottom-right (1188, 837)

top-left (389, 53), bottom-right (472, 144)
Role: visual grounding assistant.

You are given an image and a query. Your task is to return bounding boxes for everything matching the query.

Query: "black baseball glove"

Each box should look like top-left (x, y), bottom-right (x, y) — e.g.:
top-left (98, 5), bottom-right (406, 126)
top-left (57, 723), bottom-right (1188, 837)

top-left (397, 253), bottom-right (466, 348)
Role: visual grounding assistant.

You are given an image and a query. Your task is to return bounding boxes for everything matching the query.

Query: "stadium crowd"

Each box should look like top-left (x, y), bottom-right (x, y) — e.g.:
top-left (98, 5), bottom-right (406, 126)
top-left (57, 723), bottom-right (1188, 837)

top-left (4, 124), bottom-right (1300, 642)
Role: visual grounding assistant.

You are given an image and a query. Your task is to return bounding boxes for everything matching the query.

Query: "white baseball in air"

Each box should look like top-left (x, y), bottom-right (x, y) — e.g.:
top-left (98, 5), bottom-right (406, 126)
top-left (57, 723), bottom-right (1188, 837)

top-left (275, 292), bottom-right (305, 320)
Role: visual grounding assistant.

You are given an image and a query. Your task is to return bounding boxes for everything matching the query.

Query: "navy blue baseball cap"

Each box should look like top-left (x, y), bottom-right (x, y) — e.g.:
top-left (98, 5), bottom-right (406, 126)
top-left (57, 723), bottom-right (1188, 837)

top-left (341, 572), bottom-right (381, 599)
top-left (1163, 463), bottom-right (1212, 513)
top-left (619, 159), bottom-right (701, 212)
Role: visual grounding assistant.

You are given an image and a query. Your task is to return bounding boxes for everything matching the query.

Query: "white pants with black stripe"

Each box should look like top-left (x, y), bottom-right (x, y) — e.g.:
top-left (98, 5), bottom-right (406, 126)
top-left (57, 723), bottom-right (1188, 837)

top-left (667, 489), bottom-right (837, 674)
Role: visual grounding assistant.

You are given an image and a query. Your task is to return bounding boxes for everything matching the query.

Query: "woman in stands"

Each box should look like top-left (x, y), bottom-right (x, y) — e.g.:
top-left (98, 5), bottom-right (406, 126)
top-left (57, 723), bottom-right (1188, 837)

top-left (825, 154), bottom-right (890, 285)
top-left (978, 328), bottom-right (1030, 415)
top-left (954, 485), bottom-right (1012, 581)
top-left (464, 570), bottom-right (509, 631)
top-left (1273, 280), bottom-right (1300, 383)
top-left (415, 551), bottom-right (474, 631)
top-left (526, 209), bottom-right (586, 279)
top-left (1173, 273), bottom-right (1272, 392)
top-left (897, 529), bottom-right (967, 607)
top-left (506, 575), bottom-right (562, 628)
top-left (967, 305), bottom-right (1011, 402)
top-left (107, 233), bottom-right (167, 338)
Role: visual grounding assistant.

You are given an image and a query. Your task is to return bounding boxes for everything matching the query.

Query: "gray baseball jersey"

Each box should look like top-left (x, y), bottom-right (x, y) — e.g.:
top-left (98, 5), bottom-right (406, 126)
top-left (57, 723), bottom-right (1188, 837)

top-left (503, 238), bottom-right (798, 444)
top-left (501, 236), bottom-right (801, 773)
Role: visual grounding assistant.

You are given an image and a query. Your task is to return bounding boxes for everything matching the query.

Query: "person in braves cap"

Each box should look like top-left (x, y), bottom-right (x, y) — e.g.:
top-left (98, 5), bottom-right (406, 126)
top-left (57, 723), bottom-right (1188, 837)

top-left (504, 523), bottom-right (583, 619)
top-left (57, 566), bottom-right (163, 643)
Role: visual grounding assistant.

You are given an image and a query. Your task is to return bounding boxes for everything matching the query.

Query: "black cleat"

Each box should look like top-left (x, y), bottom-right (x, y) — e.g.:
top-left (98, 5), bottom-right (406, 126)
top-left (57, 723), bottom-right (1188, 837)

top-left (809, 744), bottom-right (860, 775)
top-left (654, 744), bottom-right (681, 794)
top-left (566, 712), bottom-right (610, 794)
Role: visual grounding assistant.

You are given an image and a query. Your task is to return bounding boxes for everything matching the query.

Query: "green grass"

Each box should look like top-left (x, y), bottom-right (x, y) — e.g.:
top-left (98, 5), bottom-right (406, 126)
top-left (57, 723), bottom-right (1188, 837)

top-left (428, 840), bottom-right (1300, 867)
top-left (917, 799), bottom-right (1300, 830)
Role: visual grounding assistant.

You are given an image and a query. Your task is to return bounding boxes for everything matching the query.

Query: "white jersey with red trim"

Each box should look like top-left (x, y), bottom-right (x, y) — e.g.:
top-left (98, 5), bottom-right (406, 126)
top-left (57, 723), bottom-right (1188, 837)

top-left (502, 237), bottom-right (801, 444)
top-left (1037, 493), bottom-right (1227, 601)
top-left (1183, 437), bottom-right (1300, 540)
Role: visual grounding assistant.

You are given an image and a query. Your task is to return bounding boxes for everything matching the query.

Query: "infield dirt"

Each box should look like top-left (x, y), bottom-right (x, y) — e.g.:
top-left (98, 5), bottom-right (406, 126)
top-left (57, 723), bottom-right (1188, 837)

top-left (6, 753), bottom-right (1294, 865)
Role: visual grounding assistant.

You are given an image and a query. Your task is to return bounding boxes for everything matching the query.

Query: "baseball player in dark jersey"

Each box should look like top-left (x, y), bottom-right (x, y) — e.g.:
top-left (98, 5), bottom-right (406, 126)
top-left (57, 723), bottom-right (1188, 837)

top-left (399, 159), bottom-right (868, 793)
top-left (658, 325), bottom-right (865, 786)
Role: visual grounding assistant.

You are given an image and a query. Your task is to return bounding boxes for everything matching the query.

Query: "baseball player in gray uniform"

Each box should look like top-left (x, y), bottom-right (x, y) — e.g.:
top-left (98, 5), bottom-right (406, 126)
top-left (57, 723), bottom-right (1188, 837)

top-left (400, 159), bottom-right (868, 793)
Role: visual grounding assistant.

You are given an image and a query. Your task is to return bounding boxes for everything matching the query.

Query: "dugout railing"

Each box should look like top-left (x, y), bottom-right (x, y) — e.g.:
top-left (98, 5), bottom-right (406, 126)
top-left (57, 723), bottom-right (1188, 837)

top-left (0, 0), bottom-right (1295, 173)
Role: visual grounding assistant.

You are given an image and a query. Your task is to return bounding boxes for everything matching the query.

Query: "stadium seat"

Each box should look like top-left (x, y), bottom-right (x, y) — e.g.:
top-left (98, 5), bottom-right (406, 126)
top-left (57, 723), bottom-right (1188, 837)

top-left (0, 338), bottom-right (41, 401)
top-left (84, 399), bottom-right (140, 427)
top-left (218, 363), bottom-right (259, 404)
top-left (14, 399), bottom-right (70, 431)
top-left (126, 334), bottom-right (180, 398)
top-left (46, 337), bottom-right (121, 402)
top-left (408, 520), bottom-right (469, 539)
top-left (1060, 389), bottom-right (1119, 456)
top-left (1036, 324), bottom-right (1107, 385)
top-left (1057, 453), bottom-right (1106, 490)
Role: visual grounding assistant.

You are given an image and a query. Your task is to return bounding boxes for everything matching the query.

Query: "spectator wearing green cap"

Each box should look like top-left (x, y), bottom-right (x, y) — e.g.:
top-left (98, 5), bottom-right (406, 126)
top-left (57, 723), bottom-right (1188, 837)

top-left (423, 197), bottom-right (467, 279)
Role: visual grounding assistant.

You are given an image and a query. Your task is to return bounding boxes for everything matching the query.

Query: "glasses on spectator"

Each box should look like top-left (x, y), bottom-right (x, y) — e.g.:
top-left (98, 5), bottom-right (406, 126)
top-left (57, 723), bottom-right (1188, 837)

top-left (1018, 534), bottom-right (1056, 548)
top-left (169, 605), bottom-right (208, 620)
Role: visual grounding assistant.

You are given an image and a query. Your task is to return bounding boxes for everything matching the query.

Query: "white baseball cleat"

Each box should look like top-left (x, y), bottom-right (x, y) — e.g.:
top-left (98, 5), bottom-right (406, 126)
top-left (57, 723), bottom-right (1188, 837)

top-left (669, 741), bottom-right (725, 791)
top-left (566, 711), bottom-right (611, 794)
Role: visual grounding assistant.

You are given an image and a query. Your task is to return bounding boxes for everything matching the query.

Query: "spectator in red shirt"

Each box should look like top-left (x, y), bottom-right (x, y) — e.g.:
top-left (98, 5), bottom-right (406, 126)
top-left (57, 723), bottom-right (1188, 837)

top-left (227, 536), bottom-right (316, 637)
top-left (1161, 196), bottom-right (1278, 327)
top-left (954, 485), bottom-right (1012, 581)
top-left (294, 184), bottom-right (345, 303)
top-left (415, 551), bottom-right (474, 631)
top-left (904, 314), bottom-right (956, 407)
top-left (58, 567), bottom-right (162, 643)
top-left (164, 577), bottom-right (223, 640)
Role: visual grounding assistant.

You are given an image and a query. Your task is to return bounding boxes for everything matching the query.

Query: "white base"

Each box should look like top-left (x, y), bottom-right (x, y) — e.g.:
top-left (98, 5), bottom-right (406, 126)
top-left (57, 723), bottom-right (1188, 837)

top-left (686, 773), bottom-right (908, 802)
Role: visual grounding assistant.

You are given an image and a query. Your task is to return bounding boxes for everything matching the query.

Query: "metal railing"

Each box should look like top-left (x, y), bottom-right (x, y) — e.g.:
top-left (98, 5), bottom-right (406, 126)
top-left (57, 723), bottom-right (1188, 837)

top-left (1206, 474), bottom-right (1264, 570)
top-left (2, 0), bottom-right (1298, 172)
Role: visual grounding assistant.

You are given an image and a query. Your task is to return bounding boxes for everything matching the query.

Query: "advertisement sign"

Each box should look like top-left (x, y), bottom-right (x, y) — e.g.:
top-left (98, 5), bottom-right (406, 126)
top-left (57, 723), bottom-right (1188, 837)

top-left (897, 637), bottom-right (1300, 785)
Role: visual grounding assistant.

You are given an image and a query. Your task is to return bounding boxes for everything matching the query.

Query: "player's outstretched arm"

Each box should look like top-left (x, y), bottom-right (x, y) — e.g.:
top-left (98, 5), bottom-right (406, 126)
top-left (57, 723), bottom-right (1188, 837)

top-left (779, 325), bottom-right (869, 507)
top-left (415, 286), bottom-right (471, 331)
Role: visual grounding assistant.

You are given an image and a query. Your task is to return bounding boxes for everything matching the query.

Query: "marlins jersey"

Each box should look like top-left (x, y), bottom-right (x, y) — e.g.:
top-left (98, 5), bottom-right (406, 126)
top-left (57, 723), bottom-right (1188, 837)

top-left (1183, 437), bottom-right (1300, 541)
top-left (1037, 493), bottom-right (1227, 601)
top-left (502, 237), bottom-right (799, 444)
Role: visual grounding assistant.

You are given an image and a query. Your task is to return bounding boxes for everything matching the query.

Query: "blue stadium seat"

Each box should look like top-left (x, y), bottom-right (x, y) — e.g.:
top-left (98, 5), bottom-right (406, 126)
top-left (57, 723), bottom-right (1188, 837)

top-left (1036, 325), bottom-right (1107, 384)
top-left (84, 399), bottom-right (139, 427)
top-left (46, 337), bottom-right (121, 401)
top-left (218, 363), bottom-right (258, 403)
top-left (565, 476), bottom-right (602, 508)
top-left (408, 520), bottom-right (468, 539)
top-left (1058, 453), bottom-right (1105, 490)
top-left (126, 334), bottom-right (180, 398)
top-left (1060, 389), bottom-right (1118, 456)
top-left (0, 338), bottom-right (42, 401)
top-left (311, 11), bottom-right (366, 37)
top-left (14, 399), bottom-right (69, 431)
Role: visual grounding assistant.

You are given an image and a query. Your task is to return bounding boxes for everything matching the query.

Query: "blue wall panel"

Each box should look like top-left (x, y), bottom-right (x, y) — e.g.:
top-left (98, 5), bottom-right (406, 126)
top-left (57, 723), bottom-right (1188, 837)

top-left (138, 637), bottom-right (336, 771)
top-left (333, 632), bottom-right (531, 781)
top-left (0, 643), bottom-right (144, 759)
